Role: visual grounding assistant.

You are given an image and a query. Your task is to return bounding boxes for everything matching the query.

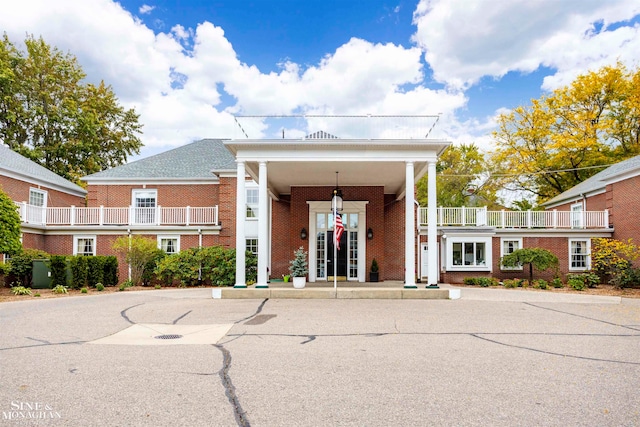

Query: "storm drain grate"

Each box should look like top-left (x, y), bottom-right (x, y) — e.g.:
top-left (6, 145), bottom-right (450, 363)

top-left (154, 334), bottom-right (183, 340)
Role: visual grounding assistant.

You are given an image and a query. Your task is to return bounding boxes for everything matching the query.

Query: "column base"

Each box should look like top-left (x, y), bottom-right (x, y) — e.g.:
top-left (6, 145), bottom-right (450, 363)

top-left (255, 285), bottom-right (269, 289)
top-left (426, 285), bottom-right (440, 289)
top-left (233, 284), bottom-right (247, 289)
top-left (404, 285), bottom-right (418, 289)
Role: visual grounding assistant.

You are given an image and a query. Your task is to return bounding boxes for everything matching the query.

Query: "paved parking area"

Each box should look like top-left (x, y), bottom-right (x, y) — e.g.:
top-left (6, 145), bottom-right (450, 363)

top-left (1, 289), bottom-right (639, 426)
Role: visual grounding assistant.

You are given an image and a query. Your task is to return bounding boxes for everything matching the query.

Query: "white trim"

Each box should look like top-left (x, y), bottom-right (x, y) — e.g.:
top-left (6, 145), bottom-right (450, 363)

top-left (29, 187), bottom-right (48, 208)
top-left (569, 238), bottom-right (591, 271)
top-left (73, 235), bottom-right (96, 256)
top-left (158, 235), bottom-right (180, 254)
top-left (1, 167), bottom-right (86, 197)
top-left (82, 179), bottom-right (220, 185)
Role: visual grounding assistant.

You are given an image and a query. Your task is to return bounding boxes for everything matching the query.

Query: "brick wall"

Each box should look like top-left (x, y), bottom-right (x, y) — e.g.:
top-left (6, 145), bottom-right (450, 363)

top-left (608, 176), bottom-right (640, 242)
top-left (86, 183), bottom-right (219, 208)
top-left (384, 194), bottom-right (405, 280)
top-left (0, 175), bottom-right (85, 207)
top-left (271, 195), bottom-right (291, 277)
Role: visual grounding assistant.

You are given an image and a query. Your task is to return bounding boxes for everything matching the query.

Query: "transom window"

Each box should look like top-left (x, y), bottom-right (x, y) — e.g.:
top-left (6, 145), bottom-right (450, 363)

top-left (570, 239), bottom-right (590, 270)
top-left (74, 236), bottom-right (96, 256)
top-left (158, 236), bottom-right (179, 254)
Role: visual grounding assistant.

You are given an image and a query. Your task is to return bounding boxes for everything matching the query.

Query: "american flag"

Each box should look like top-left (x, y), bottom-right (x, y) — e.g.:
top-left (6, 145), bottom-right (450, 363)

top-left (335, 212), bottom-right (344, 250)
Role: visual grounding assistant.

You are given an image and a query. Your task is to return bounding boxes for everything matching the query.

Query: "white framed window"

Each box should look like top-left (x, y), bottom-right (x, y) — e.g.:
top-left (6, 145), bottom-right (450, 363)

top-left (158, 235), bottom-right (180, 254)
top-left (500, 238), bottom-right (523, 270)
top-left (246, 187), bottom-right (259, 219)
top-left (74, 235), bottom-right (96, 256)
top-left (569, 239), bottom-right (590, 271)
top-left (571, 202), bottom-right (583, 228)
top-left (28, 188), bottom-right (47, 224)
top-left (132, 189), bottom-right (157, 224)
top-left (446, 237), bottom-right (492, 271)
top-left (246, 238), bottom-right (258, 255)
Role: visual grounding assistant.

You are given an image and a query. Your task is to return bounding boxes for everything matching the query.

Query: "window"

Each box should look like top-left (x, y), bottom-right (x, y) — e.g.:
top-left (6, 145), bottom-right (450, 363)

top-left (74, 236), bottom-right (96, 256)
top-left (571, 203), bottom-right (583, 228)
top-left (246, 238), bottom-right (258, 255)
top-left (158, 236), bottom-right (180, 254)
top-left (132, 190), bottom-right (157, 224)
top-left (246, 188), bottom-right (259, 218)
top-left (501, 238), bottom-right (523, 270)
top-left (28, 188), bottom-right (47, 224)
top-left (447, 237), bottom-right (492, 271)
top-left (570, 239), bottom-right (590, 270)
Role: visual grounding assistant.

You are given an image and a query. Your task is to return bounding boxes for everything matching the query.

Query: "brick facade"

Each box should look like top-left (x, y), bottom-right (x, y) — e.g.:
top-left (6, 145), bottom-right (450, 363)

top-left (1, 175), bottom-right (85, 207)
top-left (87, 183), bottom-right (219, 208)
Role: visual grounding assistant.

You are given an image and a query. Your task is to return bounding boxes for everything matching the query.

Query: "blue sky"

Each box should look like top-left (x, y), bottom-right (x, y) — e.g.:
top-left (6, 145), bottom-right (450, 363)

top-left (1, 0), bottom-right (640, 159)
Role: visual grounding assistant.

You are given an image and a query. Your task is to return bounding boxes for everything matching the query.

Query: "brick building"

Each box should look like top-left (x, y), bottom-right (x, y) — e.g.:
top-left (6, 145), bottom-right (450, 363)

top-left (5, 124), bottom-right (640, 286)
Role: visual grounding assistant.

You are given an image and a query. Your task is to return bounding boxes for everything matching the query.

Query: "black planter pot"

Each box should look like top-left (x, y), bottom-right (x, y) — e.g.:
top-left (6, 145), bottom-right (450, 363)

top-left (369, 271), bottom-right (379, 282)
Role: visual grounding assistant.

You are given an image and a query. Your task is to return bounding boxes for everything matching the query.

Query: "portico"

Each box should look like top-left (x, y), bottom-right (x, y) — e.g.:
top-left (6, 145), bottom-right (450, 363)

top-left (225, 121), bottom-right (450, 289)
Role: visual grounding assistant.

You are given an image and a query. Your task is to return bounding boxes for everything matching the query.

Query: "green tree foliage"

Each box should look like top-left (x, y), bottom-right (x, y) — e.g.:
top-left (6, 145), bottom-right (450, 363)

top-left (0, 34), bottom-right (142, 183)
top-left (0, 188), bottom-right (21, 255)
top-left (591, 238), bottom-right (640, 288)
top-left (69, 255), bottom-right (88, 289)
top-left (417, 143), bottom-right (502, 208)
top-left (102, 256), bottom-right (119, 287)
top-left (501, 248), bottom-right (559, 283)
top-left (491, 63), bottom-right (640, 204)
top-left (112, 236), bottom-right (158, 286)
top-left (49, 255), bottom-right (68, 288)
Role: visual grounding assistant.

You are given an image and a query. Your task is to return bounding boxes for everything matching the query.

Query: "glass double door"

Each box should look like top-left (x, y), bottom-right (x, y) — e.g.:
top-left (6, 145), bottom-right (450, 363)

top-left (315, 212), bottom-right (358, 281)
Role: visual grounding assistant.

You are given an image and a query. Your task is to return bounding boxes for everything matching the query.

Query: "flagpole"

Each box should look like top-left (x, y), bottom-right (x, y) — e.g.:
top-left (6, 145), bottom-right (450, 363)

top-left (333, 206), bottom-right (337, 291)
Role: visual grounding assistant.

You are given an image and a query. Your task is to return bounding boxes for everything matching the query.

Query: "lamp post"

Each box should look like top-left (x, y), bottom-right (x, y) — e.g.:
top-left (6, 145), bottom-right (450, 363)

top-left (332, 172), bottom-right (343, 291)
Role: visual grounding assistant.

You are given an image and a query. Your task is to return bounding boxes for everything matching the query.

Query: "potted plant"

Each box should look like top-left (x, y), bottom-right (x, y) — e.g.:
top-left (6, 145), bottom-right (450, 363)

top-left (289, 246), bottom-right (309, 289)
top-left (370, 258), bottom-right (379, 282)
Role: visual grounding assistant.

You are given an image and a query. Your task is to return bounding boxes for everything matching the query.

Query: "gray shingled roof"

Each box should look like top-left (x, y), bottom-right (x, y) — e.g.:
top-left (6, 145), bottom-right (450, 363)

top-left (83, 139), bottom-right (236, 181)
top-left (543, 155), bottom-right (640, 206)
top-left (0, 144), bottom-right (86, 195)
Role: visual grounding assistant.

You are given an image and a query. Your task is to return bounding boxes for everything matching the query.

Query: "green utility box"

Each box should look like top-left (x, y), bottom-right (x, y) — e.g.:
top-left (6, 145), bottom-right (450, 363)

top-left (32, 259), bottom-right (52, 289)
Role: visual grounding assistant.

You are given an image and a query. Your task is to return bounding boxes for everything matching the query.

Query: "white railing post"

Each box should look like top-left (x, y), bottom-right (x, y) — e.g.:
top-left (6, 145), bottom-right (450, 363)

top-left (129, 206), bottom-right (134, 225)
top-left (461, 206), bottom-right (466, 226)
top-left (99, 206), bottom-right (104, 225)
top-left (553, 210), bottom-right (557, 228)
top-left (156, 205), bottom-right (161, 225)
top-left (500, 209), bottom-right (505, 228)
top-left (21, 202), bottom-right (27, 223)
top-left (438, 206), bottom-right (442, 226)
top-left (527, 210), bottom-right (532, 228)
top-left (186, 206), bottom-right (191, 226)
top-left (70, 206), bottom-right (76, 226)
top-left (604, 209), bottom-right (609, 228)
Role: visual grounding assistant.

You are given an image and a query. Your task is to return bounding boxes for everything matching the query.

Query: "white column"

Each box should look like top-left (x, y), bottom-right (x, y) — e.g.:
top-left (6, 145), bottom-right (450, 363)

top-left (405, 161), bottom-right (416, 288)
top-left (234, 161), bottom-right (246, 288)
top-left (256, 161), bottom-right (269, 288)
top-left (427, 161), bottom-right (439, 287)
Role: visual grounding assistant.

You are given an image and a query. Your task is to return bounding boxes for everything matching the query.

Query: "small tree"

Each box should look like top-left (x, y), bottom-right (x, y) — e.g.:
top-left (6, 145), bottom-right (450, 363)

top-left (591, 238), bottom-right (640, 288)
top-left (0, 189), bottom-right (22, 256)
top-left (501, 248), bottom-right (559, 283)
top-left (112, 235), bottom-right (158, 286)
top-left (289, 247), bottom-right (309, 277)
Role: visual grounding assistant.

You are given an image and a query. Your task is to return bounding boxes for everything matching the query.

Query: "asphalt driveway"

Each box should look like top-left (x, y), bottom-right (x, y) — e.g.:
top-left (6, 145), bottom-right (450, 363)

top-left (1, 288), bottom-right (639, 426)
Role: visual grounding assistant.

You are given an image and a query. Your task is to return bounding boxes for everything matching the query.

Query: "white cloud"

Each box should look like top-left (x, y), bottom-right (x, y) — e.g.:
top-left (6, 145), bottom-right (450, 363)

top-left (412, 0), bottom-right (640, 90)
top-left (139, 4), bottom-right (155, 15)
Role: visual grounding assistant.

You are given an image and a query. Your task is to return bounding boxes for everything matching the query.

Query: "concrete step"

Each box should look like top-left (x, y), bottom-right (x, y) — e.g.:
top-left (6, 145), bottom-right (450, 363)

top-left (214, 287), bottom-right (455, 299)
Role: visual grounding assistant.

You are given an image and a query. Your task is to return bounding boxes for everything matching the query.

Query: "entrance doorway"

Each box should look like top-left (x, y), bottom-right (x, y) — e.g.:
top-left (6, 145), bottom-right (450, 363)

top-left (327, 230), bottom-right (348, 281)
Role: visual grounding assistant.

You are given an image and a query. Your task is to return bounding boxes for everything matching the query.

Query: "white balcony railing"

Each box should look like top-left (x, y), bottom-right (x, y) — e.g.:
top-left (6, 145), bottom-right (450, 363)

top-left (15, 202), bottom-right (219, 227)
top-left (419, 207), bottom-right (609, 229)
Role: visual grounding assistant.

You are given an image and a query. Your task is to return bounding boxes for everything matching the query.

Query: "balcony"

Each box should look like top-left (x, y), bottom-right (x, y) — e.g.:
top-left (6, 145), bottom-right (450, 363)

top-left (15, 203), bottom-right (219, 227)
top-left (419, 207), bottom-right (609, 229)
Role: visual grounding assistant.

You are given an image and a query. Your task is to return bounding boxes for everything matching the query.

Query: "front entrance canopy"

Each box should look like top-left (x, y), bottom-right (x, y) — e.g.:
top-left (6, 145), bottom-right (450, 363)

top-left (225, 119), bottom-right (451, 290)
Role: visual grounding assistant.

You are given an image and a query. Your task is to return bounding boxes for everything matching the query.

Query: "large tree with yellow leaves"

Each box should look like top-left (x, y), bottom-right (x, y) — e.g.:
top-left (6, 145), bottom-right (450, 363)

top-left (491, 63), bottom-right (640, 204)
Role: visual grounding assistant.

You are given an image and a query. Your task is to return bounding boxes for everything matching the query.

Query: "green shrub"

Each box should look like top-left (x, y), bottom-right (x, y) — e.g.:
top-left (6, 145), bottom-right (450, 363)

top-left (552, 277), bottom-right (564, 288)
top-left (49, 255), bottom-right (68, 288)
top-left (69, 256), bottom-right (88, 289)
top-left (533, 279), bottom-right (548, 289)
top-left (112, 235), bottom-right (158, 286)
top-left (142, 249), bottom-right (166, 286)
top-left (154, 284), bottom-right (161, 289)
top-left (463, 277), bottom-right (478, 286)
top-left (567, 274), bottom-right (586, 291)
top-left (86, 256), bottom-right (104, 287)
top-left (52, 285), bottom-right (68, 294)
top-left (611, 267), bottom-right (640, 288)
top-left (103, 256), bottom-right (119, 287)
top-left (464, 277), bottom-right (498, 287)
top-left (96, 283), bottom-right (105, 292)
top-left (11, 285), bottom-right (32, 295)
top-left (8, 249), bottom-right (50, 286)
top-left (503, 279), bottom-right (517, 288)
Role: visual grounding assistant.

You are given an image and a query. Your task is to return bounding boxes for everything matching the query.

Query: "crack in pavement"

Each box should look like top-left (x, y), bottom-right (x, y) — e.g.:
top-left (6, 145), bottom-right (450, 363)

top-left (525, 302), bottom-right (640, 331)
top-left (214, 343), bottom-right (251, 427)
top-left (172, 310), bottom-right (192, 324)
top-left (120, 303), bottom-right (144, 324)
